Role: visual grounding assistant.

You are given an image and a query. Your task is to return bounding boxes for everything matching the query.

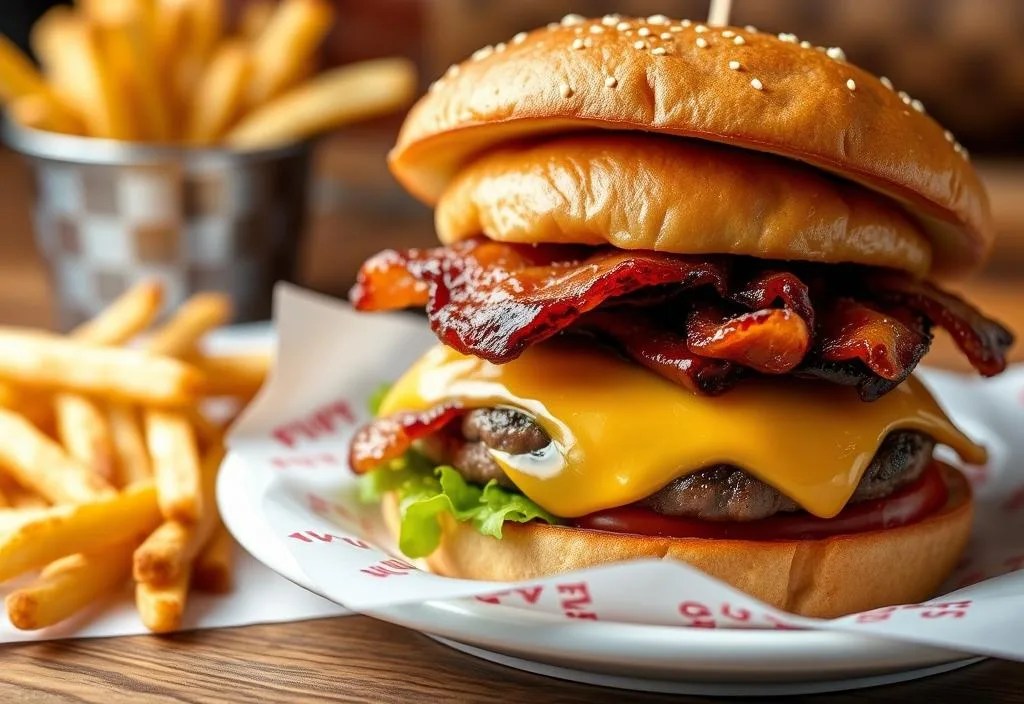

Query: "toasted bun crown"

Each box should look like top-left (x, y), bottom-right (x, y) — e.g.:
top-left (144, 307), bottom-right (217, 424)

top-left (438, 133), bottom-right (933, 275)
top-left (390, 15), bottom-right (992, 279)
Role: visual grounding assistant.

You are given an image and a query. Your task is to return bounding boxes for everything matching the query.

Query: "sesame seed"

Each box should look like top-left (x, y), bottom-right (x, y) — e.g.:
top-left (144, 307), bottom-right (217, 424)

top-left (605, 75), bottom-right (618, 88)
top-left (616, 21), bottom-right (631, 31)
top-left (681, 19), bottom-right (692, 27)
top-left (428, 81), bottom-right (442, 93)
top-left (602, 15), bottom-right (620, 26)
top-left (652, 46), bottom-right (667, 56)
top-left (561, 13), bottom-right (585, 26)
top-left (800, 40), bottom-right (812, 48)
top-left (560, 83), bottom-right (574, 98)
top-left (638, 27), bottom-right (651, 37)
top-left (750, 77), bottom-right (764, 90)
top-left (778, 32), bottom-right (798, 43)
top-left (846, 78), bottom-right (857, 90)
top-left (472, 46), bottom-right (493, 61)
top-left (571, 38), bottom-right (585, 50)
top-left (898, 90), bottom-right (912, 104)
top-left (590, 25), bottom-right (605, 34)
top-left (635, 40), bottom-right (650, 50)
top-left (648, 14), bottom-right (670, 24)
top-left (880, 76), bottom-right (894, 90)
top-left (695, 37), bottom-right (709, 48)
top-left (944, 130), bottom-right (954, 142)
top-left (745, 25), bottom-right (757, 32)
top-left (547, 22), bottom-right (558, 30)
top-left (695, 24), bottom-right (708, 33)
top-left (494, 42), bottom-right (506, 52)
top-left (670, 25), bottom-right (683, 32)
top-left (722, 30), bottom-right (735, 38)
top-left (445, 64), bottom-right (460, 78)
top-left (733, 35), bottom-right (746, 45)
top-left (660, 32), bottom-right (673, 40)
top-left (911, 98), bottom-right (925, 113)
top-left (826, 47), bottom-right (846, 61)
top-left (728, 60), bottom-right (741, 70)
top-left (512, 32), bottom-right (528, 44)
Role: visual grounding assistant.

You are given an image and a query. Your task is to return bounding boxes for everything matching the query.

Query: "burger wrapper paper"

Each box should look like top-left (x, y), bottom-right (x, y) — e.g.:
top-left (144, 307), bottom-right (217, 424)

top-left (229, 285), bottom-right (1024, 662)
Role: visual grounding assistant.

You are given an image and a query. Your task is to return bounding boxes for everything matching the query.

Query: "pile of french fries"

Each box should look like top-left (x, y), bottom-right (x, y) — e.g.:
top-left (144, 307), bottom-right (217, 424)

top-left (0, 0), bottom-right (416, 148)
top-left (0, 281), bottom-right (269, 633)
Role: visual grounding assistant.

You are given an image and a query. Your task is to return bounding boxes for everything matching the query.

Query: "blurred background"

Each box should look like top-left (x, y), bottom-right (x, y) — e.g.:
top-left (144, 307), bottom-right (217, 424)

top-left (0, 1), bottom-right (1021, 366)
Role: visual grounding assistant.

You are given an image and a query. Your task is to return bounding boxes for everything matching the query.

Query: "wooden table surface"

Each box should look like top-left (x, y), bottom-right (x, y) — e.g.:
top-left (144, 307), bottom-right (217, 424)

top-left (0, 147), bottom-right (1022, 702)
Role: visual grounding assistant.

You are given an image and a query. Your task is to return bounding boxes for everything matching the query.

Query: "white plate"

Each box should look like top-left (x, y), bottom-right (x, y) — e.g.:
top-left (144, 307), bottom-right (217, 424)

top-left (218, 451), bottom-right (979, 695)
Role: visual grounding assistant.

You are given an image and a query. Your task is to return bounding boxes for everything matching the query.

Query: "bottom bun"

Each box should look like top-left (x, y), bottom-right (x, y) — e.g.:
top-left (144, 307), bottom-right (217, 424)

top-left (382, 463), bottom-right (973, 618)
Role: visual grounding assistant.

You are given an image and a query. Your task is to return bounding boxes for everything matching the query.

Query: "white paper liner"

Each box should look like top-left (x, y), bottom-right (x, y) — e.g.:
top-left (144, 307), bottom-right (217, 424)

top-left (228, 284), bottom-right (1024, 662)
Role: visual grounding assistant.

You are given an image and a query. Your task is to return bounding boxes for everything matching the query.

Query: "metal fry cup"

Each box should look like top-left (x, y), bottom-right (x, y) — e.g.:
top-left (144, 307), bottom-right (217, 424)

top-left (4, 121), bottom-right (311, 329)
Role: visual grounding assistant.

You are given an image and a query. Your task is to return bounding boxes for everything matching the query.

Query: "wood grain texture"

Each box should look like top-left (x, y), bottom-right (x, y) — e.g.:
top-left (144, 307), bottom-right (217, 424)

top-left (0, 616), bottom-right (1020, 703)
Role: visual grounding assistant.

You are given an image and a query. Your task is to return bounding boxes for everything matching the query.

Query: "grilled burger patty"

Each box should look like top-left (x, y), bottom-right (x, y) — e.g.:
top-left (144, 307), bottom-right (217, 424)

top-left (433, 408), bottom-right (935, 522)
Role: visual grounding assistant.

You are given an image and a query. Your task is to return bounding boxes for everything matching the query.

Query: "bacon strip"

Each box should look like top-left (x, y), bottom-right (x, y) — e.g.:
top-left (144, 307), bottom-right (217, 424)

top-left (687, 306), bottom-right (811, 374)
top-left (349, 404), bottom-right (462, 473)
top-left (354, 238), bottom-right (731, 362)
top-left (578, 312), bottom-right (742, 395)
top-left (869, 274), bottom-right (1013, 377)
top-left (350, 238), bottom-right (1014, 399)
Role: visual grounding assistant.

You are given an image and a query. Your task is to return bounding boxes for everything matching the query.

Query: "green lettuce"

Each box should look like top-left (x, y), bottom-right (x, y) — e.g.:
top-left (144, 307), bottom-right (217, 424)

top-left (360, 451), bottom-right (559, 559)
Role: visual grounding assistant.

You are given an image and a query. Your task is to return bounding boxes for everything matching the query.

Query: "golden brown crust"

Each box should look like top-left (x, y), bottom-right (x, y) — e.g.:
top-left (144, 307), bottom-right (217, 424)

top-left (437, 133), bottom-right (933, 275)
top-left (382, 464), bottom-right (972, 618)
top-left (390, 16), bottom-right (992, 279)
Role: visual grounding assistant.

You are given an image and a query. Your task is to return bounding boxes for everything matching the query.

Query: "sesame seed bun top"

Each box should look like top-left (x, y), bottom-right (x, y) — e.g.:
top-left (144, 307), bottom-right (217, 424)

top-left (389, 14), bottom-right (994, 280)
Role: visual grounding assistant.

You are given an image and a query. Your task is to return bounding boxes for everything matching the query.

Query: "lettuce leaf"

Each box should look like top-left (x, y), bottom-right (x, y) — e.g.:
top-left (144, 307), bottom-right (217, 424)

top-left (361, 452), bottom-right (560, 558)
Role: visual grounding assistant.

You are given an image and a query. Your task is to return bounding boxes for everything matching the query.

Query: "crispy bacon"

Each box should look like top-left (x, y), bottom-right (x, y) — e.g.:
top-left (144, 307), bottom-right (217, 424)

top-left (349, 403), bottom-right (462, 473)
top-left (578, 312), bottom-right (743, 395)
top-left (869, 274), bottom-right (1013, 377)
top-left (350, 238), bottom-right (1014, 400)
top-left (687, 305), bottom-right (811, 374)
top-left (354, 238), bottom-right (731, 362)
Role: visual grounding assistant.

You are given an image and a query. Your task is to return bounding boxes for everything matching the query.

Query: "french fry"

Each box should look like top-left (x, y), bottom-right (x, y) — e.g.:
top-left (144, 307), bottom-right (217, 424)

top-left (69, 278), bottom-right (163, 346)
top-left (6, 540), bottom-right (136, 630)
top-left (245, 0), bottom-right (334, 109)
top-left (193, 352), bottom-right (270, 398)
top-left (54, 394), bottom-right (115, 483)
top-left (0, 329), bottom-right (203, 406)
top-left (239, 0), bottom-right (274, 41)
top-left (5, 483), bottom-right (50, 510)
top-left (43, 18), bottom-right (131, 139)
top-left (0, 409), bottom-right (114, 504)
top-left (49, 280), bottom-right (163, 485)
top-left (136, 567), bottom-right (189, 633)
top-left (8, 94), bottom-right (83, 135)
top-left (0, 508), bottom-right (51, 532)
top-left (186, 0), bottom-right (223, 62)
top-left (144, 292), bottom-right (233, 358)
top-left (134, 443), bottom-right (224, 584)
top-left (0, 34), bottom-right (49, 101)
top-left (226, 58), bottom-right (417, 149)
top-left (145, 410), bottom-right (202, 522)
top-left (193, 519), bottom-right (234, 593)
top-left (0, 482), bottom-right (9, 508)
top-left (0, 482), bottom-right (159, 582)
top-left (108, 404), bottom-right (152, 487)
top-left (185, 40), bottom-right (251, 145)
top-left (181, 405), bottom-right (222, 452)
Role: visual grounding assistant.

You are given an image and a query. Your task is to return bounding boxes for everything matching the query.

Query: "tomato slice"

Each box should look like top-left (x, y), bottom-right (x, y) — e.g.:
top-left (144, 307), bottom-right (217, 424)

top-left (572, 462), bottom-right (949, 541)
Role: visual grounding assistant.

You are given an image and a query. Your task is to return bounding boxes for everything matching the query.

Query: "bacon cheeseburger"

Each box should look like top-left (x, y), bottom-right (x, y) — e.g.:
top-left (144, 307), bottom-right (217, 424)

top-left (347, 15), bottom-right (1014, 617)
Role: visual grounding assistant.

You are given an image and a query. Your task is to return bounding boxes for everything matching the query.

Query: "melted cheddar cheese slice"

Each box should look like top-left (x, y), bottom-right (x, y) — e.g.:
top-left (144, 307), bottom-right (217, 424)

top-left (380, 341), bottom-right (985, 519)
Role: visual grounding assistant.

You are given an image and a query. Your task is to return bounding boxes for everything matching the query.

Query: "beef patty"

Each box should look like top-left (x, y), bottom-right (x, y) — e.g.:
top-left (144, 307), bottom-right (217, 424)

top-left (436, 408), bottom-right (935, 522)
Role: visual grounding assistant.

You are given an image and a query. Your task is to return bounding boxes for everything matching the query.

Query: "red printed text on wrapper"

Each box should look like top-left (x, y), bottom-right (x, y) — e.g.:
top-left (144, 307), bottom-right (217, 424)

top-left (855, 600), bottom-right (973, 623)
top-left (272, 400), bottom-right (356, 448)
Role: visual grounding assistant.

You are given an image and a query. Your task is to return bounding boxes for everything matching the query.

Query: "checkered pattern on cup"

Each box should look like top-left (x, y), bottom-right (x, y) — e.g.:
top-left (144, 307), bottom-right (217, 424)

top-left (6, 122), bottom-right (310, 330)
